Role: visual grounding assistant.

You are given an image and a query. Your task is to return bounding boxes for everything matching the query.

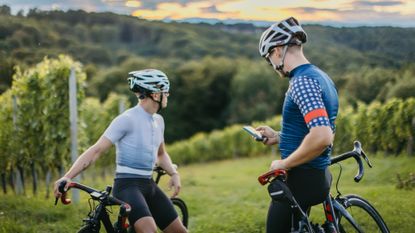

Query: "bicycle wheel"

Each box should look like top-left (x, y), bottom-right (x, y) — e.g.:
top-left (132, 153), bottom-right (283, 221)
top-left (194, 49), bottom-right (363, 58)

top-left (76, 224), bottom-right (97, 233)
top-left (336, 194), bottom-right (389, 233)
top-left (171, 197), bottom-right (189, 228)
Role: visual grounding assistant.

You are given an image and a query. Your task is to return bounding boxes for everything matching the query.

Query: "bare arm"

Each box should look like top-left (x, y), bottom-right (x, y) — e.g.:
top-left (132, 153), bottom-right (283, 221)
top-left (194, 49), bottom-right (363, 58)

top-left (157, 142), bottom-right (181, 197)
top-left (54, 136), bottom-right (112, 197)
top-left (63, 136), bottom-right (113, 179)
top-left (280, 126), bottom-right (333, 169)
top-left (157, 142), bottom-right (178, 176)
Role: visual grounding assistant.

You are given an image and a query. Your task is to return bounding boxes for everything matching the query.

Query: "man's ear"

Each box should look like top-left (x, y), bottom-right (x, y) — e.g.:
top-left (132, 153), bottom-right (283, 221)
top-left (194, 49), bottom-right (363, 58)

top-left (276, 47), bottom-right (283, 58)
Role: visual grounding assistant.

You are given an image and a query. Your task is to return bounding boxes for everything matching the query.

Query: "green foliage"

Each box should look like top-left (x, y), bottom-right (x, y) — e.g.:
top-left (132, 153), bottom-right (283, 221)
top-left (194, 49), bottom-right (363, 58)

top-left (227, 61), bottom-right (288, 124)
top-left (168, 98), bottom-right (415, 164)
top-left (1, 8), bottom-right (415, 143)
top-left (0, 90), bottom-right (14, 172)
top-left (0, 57), bottom-right (15, 93)
top-left (1, 155), bottom-right (414, 233)
top-left (0, 5), bottom-right (11, 15)
top-left (10, 55), bottom-right (86, 172)
top-left (334, 98), bottom-right (415, 155)
top-left (386, 68), bottom-right (415, 99)
top-left (163, 57), bottom-right (238, 141)
top-left (343, 67), bottom-right (397, 104)
top-left (333, 106), bottom-right (354, 153)
top-left (167, 116), bottom-right (281, 165)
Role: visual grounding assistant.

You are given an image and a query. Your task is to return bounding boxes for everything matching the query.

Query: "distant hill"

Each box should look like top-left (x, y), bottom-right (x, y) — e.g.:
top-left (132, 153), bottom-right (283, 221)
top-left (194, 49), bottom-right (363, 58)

top-left (1, 6), bottom-right (415, 142)
top-left (1, 7), bottom-right (415, 71)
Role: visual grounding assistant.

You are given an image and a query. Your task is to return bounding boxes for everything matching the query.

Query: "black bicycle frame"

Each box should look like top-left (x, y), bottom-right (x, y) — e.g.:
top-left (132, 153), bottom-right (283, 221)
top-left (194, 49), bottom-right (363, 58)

top-left (56, 182), bottom-right (131, 233)
top-left (323, 141), bottom-right (372, 233)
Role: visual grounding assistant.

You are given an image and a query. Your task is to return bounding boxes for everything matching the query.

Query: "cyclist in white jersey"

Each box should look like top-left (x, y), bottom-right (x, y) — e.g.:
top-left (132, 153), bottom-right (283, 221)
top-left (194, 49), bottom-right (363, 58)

top-left (54, 69), bottom-right (187, 233)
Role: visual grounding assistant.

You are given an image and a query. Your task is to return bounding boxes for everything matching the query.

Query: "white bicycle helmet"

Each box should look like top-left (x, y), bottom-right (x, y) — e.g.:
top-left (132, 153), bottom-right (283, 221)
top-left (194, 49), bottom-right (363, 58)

top-left (128, 69), bottom-right (170, 94)
top-left (258, 17), bottom-right (307, 57)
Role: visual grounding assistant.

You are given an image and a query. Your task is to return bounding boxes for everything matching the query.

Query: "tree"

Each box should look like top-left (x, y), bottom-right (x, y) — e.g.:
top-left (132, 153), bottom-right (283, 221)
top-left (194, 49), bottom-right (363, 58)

top-left (0, 5), bottom-right (11, 15)
top-left (387, 68), bottom-right (415, 99)
top-left (0, 58), bottom-right (15, 94)
top-left (227, 60), bottom-right (287, 124)
top-left (163, 57), bottom-right (237, 141)
top-left (0, 90), bottom-right (14, 193)
top-left (344, 67), bottom-right (397, 104)
top-left (12, 55), bottom-right (86, 196)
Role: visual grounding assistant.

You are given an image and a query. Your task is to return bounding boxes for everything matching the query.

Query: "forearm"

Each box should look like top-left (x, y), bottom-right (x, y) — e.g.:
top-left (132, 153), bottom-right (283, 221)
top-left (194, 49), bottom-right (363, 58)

top-left (64, 145), bottom-right (101, 179)
top-left (157, 152), bottom-right (178, 176)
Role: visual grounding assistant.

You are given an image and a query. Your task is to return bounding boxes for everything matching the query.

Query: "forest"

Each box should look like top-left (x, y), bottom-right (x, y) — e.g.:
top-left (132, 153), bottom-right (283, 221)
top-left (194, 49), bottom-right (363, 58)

top-left (1, 5), bottom-right (415, 232)
top-left (1, 4), bottom-right (415, 143)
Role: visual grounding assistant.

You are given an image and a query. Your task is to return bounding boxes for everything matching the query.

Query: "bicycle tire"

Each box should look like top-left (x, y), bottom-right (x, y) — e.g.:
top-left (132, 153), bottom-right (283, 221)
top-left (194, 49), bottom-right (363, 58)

top-left (76, 224), bottom-right (97, 233)
top-left (171, 197), bottom-right (189, 228)
top-left (336, 194), bottom-right (389, 233)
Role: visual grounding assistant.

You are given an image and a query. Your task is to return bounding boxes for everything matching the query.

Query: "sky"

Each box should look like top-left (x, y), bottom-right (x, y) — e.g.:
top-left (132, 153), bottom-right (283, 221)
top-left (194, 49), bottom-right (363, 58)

top-left (1, 0), bottom-right (415, 27)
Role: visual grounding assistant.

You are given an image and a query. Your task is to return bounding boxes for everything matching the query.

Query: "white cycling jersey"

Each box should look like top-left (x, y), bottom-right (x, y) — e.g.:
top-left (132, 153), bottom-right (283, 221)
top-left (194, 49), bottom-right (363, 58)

top-left (103, 105), bottom-right (164, 178)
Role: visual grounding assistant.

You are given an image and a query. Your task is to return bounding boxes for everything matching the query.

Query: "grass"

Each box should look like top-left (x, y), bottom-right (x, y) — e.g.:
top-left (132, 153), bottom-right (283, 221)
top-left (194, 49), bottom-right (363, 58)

top-left (0, 153), bottom-right (414, 233)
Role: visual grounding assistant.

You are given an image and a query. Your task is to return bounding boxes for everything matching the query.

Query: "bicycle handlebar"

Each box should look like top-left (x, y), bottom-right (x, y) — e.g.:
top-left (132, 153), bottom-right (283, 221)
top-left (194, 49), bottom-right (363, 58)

top-left (55, 180), bottom-right (131, 225)
top-left (330, 141), bottom-right (372, 182)
top-left (257, 141), bottom-right (372, 185)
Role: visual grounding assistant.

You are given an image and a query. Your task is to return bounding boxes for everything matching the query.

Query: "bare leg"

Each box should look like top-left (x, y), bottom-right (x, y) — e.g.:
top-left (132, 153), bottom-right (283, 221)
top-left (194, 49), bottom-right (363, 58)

top-left (162, 217), bottom-right (187, 233)
top-left (133, 216), bottom-right (157, 233)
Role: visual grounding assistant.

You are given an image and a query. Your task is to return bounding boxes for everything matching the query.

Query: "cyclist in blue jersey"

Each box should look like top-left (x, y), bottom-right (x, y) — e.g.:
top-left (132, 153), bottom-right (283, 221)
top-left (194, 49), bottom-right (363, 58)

top-left (54, 69), bottom-right (187, 233)
top-left (256, 17), bottom-right (339, 233)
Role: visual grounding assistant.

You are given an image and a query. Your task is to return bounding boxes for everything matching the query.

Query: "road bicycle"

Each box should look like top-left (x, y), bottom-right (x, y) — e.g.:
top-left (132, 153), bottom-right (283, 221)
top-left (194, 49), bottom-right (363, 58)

top-left (55, 166), bottom-right (189, 233)
top-left (258, 141), bottom-right (390, 233)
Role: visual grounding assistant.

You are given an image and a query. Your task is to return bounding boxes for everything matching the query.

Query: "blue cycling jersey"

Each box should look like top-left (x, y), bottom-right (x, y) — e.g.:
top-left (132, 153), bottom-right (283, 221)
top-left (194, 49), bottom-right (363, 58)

top-left (279, 64), bottom-right (339, 170)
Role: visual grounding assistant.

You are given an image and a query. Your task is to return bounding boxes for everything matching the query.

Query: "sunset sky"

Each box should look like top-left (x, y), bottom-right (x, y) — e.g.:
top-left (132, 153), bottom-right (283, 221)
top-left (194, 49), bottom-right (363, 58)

top-left (1, 0), bottom-right (415, 27)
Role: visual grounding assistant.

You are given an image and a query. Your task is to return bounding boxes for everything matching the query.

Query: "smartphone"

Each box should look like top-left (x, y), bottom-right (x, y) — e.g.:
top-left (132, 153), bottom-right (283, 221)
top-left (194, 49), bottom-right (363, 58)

top-left (243, 126), bottom-right (264, 141)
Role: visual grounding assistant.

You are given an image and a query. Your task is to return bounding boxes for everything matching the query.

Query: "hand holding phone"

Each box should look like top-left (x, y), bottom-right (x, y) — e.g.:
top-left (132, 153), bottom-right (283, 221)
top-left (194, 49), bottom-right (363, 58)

top-left (243, 126), bottom-right (264, 141)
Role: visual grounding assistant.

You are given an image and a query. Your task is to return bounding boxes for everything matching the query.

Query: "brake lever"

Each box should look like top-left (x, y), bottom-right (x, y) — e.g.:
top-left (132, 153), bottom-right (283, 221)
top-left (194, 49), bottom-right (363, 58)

top-left (55, 181), bottom-right (67, 206)
top-left (361, 150), bottom-right (373, 168)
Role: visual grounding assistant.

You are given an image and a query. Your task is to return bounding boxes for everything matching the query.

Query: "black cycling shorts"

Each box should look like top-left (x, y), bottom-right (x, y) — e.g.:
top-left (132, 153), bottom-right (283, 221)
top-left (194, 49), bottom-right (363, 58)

top-left (266, 167), bottom-right (332, 233)
top-left (112, 178), bottom-right (178, 230)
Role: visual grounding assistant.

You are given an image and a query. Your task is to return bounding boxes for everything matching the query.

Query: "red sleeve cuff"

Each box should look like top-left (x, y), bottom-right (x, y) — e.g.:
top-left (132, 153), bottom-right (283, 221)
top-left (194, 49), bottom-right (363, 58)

top-left (304, 108), bottom-right (328, 124)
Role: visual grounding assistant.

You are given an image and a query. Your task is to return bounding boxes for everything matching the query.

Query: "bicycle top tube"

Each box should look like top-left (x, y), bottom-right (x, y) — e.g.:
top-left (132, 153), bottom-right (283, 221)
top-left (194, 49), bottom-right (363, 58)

top-left (258, 141), bottom-right (372, 185)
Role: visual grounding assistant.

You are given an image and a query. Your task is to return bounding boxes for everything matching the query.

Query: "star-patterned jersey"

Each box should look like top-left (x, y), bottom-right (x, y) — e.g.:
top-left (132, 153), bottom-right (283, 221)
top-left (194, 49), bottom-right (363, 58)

top-left (279, 64), bottom-right (338, 170)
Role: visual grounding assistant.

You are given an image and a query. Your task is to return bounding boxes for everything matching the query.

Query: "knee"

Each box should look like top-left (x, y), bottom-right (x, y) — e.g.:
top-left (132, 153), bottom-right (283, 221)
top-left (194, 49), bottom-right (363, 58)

top-left (175, 225), bottom-right (188, 233)
top-left (133, 217), bottom-right (157, 233)
top-left (165, 226), bottom-right (187, 233)
top-left (133, 226), bottom-right (157, 233)
top-left (162, 221), bottom-right (188, 233)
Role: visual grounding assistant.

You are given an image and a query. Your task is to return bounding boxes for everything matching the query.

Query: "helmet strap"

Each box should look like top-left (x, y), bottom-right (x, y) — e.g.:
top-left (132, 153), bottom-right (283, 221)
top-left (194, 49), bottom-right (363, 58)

top-left (149, 93), bottom-right (163, 113)
top-left (272, 45), bottom-right (290, 78)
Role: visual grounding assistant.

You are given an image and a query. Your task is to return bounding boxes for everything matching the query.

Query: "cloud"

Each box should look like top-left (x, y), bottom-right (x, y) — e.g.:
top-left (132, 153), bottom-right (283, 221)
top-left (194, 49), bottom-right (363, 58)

top-left (133, 0), bottom-right (238, 10)
top-left (136, 0), bottom-right (205, 10)
top-left (200, 4), bottom-right (223, 14)
top-left (2, 0), bottom-right (415, 27)
top-left (283, 5), bottom-right (414, 27)
top-left (351, 0), bottom-right (404, 7)
top-left (287, 7), bottom-right (339, 14)
top-left (5, 0), bottom-right (133, 14)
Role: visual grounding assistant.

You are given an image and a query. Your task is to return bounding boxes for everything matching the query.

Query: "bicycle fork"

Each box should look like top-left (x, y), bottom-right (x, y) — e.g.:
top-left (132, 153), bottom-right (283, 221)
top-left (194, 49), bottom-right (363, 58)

top-left (331, 197), bottom-right (364, 233)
